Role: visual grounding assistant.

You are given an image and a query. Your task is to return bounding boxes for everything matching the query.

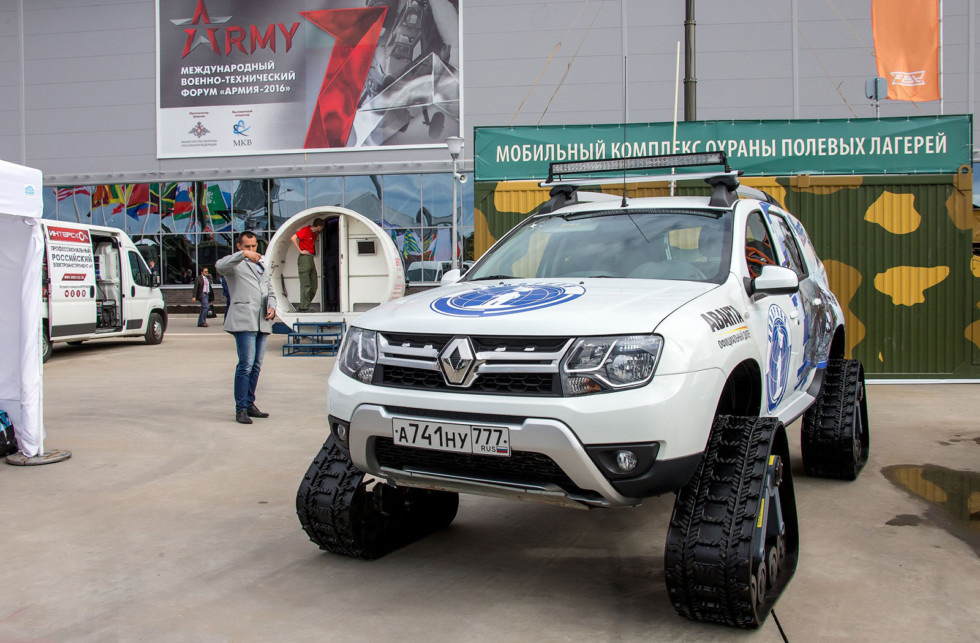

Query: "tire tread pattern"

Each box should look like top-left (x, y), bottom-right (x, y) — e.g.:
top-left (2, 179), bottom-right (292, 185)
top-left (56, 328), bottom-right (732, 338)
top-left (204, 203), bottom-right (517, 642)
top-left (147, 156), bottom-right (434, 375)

top-left (664, 416), bottom-right (796, 629)
top-left (801, 359), bottom-right (869, 480)
top-left (296, 437), bottom-right (459, 560)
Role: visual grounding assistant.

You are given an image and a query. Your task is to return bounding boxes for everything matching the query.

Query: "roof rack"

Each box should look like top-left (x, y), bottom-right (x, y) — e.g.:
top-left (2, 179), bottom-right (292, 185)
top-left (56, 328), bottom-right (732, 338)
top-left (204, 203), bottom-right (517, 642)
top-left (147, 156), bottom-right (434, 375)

top-left (540, 151), bottom-right (745, 208)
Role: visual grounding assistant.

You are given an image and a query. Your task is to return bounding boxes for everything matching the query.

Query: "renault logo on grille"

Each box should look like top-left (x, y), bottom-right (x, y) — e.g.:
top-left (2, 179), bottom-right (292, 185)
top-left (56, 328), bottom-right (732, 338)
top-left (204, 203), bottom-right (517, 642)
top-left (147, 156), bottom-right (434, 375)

top-left (439, 337), bottom-right (480, 387)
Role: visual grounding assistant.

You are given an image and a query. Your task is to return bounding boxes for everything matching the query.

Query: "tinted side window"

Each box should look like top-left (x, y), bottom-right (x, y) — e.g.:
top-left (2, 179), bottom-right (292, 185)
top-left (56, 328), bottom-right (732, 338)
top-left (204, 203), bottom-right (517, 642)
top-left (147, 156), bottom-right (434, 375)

top-left (770, 215), bottom-right (808, 277)
top-left (129, 251), bottom-right (151, 288)
top-left (744, 211), bottom-right (777, 278)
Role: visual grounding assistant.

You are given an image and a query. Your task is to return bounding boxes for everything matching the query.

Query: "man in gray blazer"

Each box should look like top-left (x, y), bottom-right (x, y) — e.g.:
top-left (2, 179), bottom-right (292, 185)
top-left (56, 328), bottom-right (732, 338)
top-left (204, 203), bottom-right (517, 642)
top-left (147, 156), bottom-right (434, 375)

top-left (216, 231), bottom-right (278, 424)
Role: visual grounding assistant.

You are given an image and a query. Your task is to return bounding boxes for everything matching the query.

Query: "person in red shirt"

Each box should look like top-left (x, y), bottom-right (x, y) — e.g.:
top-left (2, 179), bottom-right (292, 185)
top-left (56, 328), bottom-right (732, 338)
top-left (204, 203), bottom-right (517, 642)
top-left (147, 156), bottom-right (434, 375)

top-left (290, 218), bottom-right (324, 312)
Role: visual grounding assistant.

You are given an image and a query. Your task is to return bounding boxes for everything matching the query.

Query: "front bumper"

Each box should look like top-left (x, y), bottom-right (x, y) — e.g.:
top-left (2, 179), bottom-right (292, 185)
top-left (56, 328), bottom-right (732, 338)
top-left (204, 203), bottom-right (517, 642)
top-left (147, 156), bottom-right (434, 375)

top-left (328, 368), bottom-right (724, 508)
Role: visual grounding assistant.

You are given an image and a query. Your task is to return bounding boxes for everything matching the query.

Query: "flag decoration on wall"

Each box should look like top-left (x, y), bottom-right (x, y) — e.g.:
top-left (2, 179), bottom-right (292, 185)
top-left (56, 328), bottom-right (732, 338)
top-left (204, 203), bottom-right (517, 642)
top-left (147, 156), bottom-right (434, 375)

top-left (871, 0), bottom-right (941, 102)
top-left (91, 184), bottom-right (152, 218)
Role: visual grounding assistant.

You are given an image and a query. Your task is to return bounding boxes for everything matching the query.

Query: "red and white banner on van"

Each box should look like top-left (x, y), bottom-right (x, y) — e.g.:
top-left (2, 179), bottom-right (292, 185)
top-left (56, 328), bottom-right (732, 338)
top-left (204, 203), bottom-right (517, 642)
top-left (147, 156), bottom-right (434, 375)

top-left (45, 225), bottom-right (95, 302)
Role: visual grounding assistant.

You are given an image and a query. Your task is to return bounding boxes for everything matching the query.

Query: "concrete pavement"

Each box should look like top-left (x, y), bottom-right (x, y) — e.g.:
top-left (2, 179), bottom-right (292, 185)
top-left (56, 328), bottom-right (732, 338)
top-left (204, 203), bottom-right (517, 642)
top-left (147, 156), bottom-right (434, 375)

top-left (1, 316), bottom-right (977, 642)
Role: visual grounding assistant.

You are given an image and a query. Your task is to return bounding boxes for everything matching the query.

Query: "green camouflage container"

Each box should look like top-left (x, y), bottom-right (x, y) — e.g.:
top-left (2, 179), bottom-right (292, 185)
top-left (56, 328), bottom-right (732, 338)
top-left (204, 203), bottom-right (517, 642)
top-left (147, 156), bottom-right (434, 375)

top-left (474, 170), bottom-right (979, 378)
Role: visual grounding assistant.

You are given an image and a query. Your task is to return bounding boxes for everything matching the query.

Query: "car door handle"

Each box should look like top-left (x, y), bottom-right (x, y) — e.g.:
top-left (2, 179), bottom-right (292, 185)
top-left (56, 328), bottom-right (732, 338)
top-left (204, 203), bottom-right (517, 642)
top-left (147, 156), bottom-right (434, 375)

top-left (789, 309), bottom-right (799, 320)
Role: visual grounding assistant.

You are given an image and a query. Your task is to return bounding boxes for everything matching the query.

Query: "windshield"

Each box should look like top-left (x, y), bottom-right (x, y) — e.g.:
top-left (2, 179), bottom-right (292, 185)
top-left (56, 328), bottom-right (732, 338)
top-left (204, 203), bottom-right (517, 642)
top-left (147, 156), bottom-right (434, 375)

top-left (467, 209), bottom-right (733, 283)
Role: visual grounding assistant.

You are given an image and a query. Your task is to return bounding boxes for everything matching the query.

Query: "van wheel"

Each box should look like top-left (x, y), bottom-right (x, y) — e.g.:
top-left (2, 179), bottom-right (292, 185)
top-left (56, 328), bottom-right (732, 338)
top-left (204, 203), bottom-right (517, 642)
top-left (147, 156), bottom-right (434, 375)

top-left (41, 326), bottom-right (52, 363)
top-left (144, 312), bottom-right (164, 345)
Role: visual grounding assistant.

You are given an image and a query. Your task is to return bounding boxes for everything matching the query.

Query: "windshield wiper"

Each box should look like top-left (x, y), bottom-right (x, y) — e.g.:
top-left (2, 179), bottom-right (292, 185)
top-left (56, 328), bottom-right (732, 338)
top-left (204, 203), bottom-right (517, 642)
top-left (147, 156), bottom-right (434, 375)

top-left (468, 274), bottom-right (516, 281)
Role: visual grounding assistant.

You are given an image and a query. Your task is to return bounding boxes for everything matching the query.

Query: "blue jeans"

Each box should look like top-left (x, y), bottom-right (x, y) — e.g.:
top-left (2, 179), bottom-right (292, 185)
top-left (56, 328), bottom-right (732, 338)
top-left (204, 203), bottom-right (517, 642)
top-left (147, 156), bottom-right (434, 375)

top-left (233, 331), bottom-right (268, 411)
top-left (197, 291), bottom-right (210, 326)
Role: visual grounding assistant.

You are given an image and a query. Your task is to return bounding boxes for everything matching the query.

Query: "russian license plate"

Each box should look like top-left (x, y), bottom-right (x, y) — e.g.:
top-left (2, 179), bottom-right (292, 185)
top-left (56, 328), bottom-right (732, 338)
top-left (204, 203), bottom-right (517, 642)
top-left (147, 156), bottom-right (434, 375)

top-left (392, 418), bottom-right (511, 457)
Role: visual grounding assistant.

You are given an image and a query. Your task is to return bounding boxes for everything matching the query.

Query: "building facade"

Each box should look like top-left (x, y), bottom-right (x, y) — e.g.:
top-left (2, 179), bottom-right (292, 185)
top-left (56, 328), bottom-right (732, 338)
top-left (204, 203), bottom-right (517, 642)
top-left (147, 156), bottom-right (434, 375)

top-left (0, 0), bottom-right (978, 375)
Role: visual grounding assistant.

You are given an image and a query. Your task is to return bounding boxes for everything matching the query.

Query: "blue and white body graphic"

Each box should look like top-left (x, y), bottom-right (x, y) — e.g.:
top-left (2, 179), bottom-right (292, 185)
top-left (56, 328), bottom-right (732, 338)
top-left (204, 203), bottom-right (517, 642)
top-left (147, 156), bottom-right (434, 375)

top-left (431, 283), bottom-right (586, 317)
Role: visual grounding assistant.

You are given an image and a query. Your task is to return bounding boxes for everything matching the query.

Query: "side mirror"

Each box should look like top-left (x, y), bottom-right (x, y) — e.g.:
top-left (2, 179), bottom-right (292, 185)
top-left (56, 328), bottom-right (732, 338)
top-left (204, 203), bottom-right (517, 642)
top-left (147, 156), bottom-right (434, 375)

top-left (440, 269), bottom-right (462, 285)
top-left (752, 265), bottom-right (799, 295)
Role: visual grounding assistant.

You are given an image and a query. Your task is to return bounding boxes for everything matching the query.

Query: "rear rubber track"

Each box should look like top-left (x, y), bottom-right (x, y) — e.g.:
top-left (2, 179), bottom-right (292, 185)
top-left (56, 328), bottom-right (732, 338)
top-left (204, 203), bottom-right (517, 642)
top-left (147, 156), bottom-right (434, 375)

top-left (801, 358), bottom-right (870, 480)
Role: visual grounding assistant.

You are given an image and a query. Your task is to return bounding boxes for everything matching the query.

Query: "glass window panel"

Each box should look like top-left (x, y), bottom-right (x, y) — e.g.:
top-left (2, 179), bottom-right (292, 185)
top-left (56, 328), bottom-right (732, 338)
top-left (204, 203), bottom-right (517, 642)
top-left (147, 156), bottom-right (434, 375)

top-left (117, 184), bottom-right (152, 236)
top-left (159, 182), bottom-right (196, 234)
top-left (381, 174), bottom-right (421, 228)
top-left (422, 173), bottom-right (452, 230)
top-left (422, 173), bottom-right (470, 264)
top-left (231, 179), bottom-right (268, 233)
top-left (392, 227), bottom-right (422, 274)
top-left (308, 176), bottom-right (343, 208)
top-left (460, 172), bottom-right (474, 227)
top-left (270, 177), bottom-right (306, 230)
top-left (202, 180), bottom-right (234, 234)
top-left (162, 233), bottom-right (197, 285)
top-left (92, 183), bottom-right (131, 230)
top-left (198, 232), bottom-right (236, 279)
top-left (460, 226), bottom-right (475, 263)
top-left (47, 187), bottom-right (68, 220)
top-left (91, 184), bottom-right (123, 227)
top-left (344, 175), bottom-right (383, 224)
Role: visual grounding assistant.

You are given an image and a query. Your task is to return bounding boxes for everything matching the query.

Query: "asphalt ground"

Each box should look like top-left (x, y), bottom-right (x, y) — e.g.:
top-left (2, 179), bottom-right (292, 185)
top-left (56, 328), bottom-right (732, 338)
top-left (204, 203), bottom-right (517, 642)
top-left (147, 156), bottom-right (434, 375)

top-left (1, 316), bottom-right (978, 642)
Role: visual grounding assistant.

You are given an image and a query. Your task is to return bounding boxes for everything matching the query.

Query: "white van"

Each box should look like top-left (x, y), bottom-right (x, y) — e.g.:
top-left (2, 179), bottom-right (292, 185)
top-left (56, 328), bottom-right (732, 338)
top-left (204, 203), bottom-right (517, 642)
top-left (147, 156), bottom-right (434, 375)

top-left (41, 221), bottom-right (168, 362)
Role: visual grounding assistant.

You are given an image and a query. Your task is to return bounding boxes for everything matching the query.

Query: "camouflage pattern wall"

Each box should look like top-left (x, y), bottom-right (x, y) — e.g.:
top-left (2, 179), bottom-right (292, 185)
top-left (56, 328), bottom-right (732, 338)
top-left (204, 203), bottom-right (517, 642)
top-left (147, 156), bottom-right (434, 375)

top-left (474, 172), bottom-right (979, 378)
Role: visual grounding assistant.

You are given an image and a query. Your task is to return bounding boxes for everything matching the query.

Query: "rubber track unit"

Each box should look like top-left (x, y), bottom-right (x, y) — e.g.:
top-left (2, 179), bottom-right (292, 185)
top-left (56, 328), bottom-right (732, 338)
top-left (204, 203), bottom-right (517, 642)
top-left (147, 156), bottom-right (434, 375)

top-left (664, 416), bottom-right (799, 629)
top-left (801, 358), bottom-right (870, 480)
top-left (296, 436), bottom-right (459, 560)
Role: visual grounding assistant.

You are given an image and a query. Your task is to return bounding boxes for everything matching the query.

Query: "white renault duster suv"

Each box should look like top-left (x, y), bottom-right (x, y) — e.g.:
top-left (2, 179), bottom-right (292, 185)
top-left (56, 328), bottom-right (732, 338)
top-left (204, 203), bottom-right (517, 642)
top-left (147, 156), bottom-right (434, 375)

top-left (297, 153), bottom-right (869, 629)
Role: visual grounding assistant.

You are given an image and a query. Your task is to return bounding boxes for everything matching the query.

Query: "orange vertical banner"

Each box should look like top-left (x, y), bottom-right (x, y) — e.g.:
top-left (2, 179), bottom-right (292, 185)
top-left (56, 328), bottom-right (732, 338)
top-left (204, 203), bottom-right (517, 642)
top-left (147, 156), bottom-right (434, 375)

top-left (871, 0), bottom-right (940, 102)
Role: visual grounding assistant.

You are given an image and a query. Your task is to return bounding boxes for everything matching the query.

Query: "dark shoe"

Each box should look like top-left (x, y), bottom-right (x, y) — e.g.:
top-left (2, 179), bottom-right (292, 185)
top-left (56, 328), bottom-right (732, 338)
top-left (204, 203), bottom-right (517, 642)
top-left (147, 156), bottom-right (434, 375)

top-left (246, 405), bottom-right (269, 418)
top-left (236, 409), bottom-right (253, 424)
top-left (198, 323), bottom-right (209, 327)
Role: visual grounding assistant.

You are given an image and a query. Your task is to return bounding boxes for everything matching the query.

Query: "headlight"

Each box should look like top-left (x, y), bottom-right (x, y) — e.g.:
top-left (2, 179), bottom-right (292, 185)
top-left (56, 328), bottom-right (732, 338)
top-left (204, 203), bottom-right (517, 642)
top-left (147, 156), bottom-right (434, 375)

top-left (338, 327), bottom-right (377, 383)
top-left (561, 335), bottom-right (663, 395)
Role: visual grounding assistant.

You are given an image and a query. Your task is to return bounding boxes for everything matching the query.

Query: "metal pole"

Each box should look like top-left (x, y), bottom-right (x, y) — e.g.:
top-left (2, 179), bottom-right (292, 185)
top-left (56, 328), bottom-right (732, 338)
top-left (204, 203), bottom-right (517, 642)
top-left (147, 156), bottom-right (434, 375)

top-left (683, 0), bottom-right (696, 121)
top-left (791, 0), bottom-right (799, 118)
top-left (939, 0), bottom-right (944, 114)
top-left (622, 0), bottom-right (628, 120)
top-left (451, 157), bottom-right (458, 271)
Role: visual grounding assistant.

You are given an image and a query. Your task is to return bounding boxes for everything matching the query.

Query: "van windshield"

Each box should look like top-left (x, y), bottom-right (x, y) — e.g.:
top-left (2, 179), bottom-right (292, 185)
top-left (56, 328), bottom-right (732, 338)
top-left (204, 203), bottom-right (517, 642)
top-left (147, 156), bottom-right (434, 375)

top-left (466, 209), bottom-right (732, 283)
top-left (406, 266), bottom-right (443, 282)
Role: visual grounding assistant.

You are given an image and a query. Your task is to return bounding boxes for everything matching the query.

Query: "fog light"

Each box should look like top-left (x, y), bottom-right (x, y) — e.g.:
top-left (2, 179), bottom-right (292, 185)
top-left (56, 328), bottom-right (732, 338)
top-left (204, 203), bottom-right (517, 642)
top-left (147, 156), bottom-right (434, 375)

top-left (616, 450), bottom-right (638, 473)
top-left (335, 423), bottom-right (348, 441)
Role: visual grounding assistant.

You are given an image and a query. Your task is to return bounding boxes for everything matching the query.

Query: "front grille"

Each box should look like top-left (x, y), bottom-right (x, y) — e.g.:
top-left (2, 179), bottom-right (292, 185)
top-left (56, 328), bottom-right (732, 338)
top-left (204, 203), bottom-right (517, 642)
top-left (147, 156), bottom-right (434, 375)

top-left (380, 365), bottom-right (444, 390)
top-left (373, 437), bottom-right (590, 496)
top-left (378, 366), bottom-right (560, 395)
top-left (374, 332), bottom-right (572, 397)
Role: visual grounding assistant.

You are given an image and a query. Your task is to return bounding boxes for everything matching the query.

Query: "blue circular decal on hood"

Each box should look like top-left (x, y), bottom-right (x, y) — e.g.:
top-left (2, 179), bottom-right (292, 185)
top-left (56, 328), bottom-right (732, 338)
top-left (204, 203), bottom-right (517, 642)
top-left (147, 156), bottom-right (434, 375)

top-left (431, 283), bottom-right (586, 317)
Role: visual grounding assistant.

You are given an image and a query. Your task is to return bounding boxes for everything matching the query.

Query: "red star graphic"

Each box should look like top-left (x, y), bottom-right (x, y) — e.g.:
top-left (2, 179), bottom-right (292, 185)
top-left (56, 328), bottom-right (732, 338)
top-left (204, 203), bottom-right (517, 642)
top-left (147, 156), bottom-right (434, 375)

top-left (170, 0), bottom-right (231, 58)
top-left (301, 7), bottom-right (388, 148)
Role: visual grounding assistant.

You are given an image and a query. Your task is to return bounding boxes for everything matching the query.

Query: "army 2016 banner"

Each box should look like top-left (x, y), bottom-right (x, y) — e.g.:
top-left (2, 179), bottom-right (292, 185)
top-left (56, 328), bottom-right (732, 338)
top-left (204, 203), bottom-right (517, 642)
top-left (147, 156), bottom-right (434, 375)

top-left (156, 0), bottom-right (460, 158)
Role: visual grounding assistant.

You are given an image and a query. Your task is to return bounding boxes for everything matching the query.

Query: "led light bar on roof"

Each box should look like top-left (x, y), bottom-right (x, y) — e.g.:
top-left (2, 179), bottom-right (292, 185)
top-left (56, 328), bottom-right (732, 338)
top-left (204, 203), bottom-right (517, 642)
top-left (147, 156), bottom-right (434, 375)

top-left (546, 151), bottom-right (730, 183)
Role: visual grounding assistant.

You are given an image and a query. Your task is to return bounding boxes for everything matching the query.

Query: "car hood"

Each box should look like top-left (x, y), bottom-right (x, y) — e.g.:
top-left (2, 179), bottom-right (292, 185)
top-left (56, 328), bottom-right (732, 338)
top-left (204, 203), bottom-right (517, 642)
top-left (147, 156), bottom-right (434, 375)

top-left (354, 278), bottom-right (717, 336)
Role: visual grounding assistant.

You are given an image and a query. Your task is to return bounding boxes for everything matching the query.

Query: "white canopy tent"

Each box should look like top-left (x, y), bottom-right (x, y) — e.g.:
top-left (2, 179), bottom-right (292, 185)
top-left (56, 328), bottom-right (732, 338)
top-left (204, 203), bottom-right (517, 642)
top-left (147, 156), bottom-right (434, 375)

top-left (0, 159), bottom-right (46, 459)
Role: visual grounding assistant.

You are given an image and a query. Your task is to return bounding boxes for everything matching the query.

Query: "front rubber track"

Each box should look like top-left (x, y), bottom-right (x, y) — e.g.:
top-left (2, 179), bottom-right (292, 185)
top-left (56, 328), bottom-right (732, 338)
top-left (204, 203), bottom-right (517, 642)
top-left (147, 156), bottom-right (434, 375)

top-left (664, 415), bottom-right (800, 629)
top-left (801, 358), bottom-right (870, 480)
top-left (296, 436), bottom-right (459, 560)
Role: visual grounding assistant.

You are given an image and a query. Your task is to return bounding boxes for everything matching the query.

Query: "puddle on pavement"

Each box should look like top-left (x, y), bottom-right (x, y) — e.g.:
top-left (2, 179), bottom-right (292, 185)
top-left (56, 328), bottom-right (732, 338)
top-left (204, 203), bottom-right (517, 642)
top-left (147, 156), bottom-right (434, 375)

top-left (881, 464), bottom-right (980, 556)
